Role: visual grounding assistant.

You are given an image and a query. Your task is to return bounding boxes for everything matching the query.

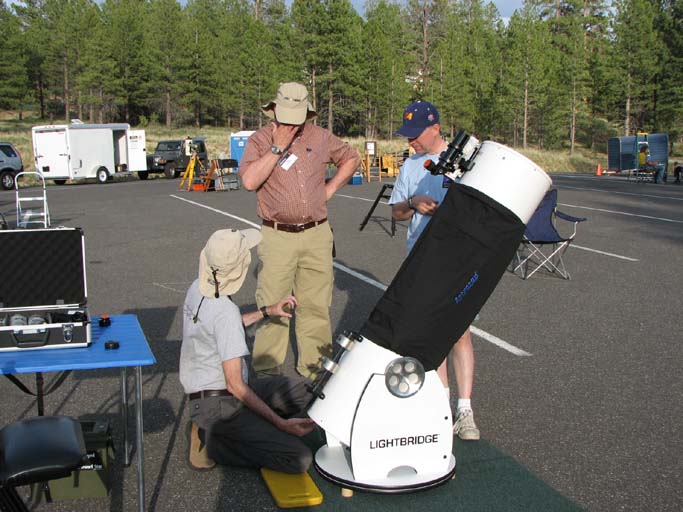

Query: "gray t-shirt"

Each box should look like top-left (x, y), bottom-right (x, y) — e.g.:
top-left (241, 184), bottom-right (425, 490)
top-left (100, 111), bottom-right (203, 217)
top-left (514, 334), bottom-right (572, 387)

top-left (179, 280), bottom-right (249, 394)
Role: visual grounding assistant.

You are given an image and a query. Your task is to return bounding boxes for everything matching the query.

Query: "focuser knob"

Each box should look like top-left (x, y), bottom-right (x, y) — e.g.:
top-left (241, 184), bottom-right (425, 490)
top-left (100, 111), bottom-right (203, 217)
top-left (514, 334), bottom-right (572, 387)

top-left (321, 357), bottom-right (339, 374)
top-left (335, 331), bottom-right (361, 351)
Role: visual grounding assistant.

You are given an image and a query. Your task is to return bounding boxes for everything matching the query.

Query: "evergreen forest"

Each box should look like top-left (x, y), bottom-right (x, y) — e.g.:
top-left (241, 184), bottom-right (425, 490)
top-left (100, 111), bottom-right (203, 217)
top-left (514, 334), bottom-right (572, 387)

top-left (1, 0), bottom-right (682, 152)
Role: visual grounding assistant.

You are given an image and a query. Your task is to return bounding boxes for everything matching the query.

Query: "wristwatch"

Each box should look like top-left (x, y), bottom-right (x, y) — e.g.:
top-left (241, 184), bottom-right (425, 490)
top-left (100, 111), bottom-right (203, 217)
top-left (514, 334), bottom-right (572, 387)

top-left (260, 305), bottom-right (269, 319)
top-left (270, 145), bottom-right (283, 155)
top-left (408, 196), bottom-right (416, 210)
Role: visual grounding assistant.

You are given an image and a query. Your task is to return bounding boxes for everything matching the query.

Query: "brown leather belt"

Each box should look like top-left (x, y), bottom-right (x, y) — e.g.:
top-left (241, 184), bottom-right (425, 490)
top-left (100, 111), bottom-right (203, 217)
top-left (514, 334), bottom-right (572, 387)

top-left (262, 218), bottom-right (327, 233)
top-left (188, 389), bottom-right (232, 400)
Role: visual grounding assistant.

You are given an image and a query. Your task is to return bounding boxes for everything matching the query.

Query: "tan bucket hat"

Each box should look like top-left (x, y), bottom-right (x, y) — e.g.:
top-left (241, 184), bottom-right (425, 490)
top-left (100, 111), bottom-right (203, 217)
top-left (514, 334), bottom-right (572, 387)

top-left (261, 82), bottom-right (317, 125)
top-left (198, 228), bottom-right (262, 298)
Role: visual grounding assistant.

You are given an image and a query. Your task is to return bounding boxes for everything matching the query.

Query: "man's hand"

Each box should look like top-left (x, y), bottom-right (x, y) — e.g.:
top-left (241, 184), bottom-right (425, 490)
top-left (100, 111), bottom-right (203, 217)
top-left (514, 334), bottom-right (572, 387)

top-left (242, 296), bottom-right (297, 326)
top-left (412, 195), bottom-right (439, 216)
top-left (272, 123), bottom-right (300, 151)
top-left (279, 417), bottom-right (316, 437)
top-left (270, 295), bottom-right (297, 318)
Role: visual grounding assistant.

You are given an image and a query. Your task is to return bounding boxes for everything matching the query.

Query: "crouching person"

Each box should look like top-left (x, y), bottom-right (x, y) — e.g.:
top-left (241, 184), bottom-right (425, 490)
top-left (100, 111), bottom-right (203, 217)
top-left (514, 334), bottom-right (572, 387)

top-left (179, 228), bottom-right (315, 473)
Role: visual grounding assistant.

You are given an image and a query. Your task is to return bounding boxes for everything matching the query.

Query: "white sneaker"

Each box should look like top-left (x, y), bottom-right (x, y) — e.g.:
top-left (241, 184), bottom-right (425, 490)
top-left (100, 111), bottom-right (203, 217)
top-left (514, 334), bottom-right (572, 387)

top-left (453, 409), bottom-right (480, 441)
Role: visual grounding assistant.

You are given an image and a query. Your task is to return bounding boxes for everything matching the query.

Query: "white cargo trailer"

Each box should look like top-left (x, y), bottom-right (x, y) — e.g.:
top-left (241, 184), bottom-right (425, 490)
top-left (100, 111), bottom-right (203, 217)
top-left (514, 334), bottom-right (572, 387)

top-left (31, 123), bottom-right (147, 184)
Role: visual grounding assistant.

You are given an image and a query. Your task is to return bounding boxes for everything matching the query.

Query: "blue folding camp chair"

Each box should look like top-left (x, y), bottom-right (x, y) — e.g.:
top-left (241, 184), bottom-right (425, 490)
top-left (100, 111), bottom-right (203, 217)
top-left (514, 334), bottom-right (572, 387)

top-left (512, 188), bottom-right (586, 280)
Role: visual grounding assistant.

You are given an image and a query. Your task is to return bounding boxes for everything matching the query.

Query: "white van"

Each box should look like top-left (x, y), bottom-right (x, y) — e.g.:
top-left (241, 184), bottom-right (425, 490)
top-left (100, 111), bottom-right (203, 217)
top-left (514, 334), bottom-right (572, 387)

top-left (32, 122), bottom-right (147, 184)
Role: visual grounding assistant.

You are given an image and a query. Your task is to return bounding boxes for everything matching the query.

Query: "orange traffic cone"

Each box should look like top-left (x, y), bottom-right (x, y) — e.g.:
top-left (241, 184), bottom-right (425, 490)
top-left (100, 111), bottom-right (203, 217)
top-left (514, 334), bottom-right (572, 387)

top-left (595, 163), bottom-right (603, 176)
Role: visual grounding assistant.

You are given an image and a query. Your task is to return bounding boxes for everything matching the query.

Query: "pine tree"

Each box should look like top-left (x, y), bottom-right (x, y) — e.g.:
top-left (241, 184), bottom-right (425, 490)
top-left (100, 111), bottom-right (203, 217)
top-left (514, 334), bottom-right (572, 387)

top-left (144, 0), bottom-right (187, 127)
top-left (363, 0), bottom-right (412, 138)
top-left (13, 0), bottom-right (51, 118)
top-left (610, 0), bottom-right (662, 135)
top-left (654, 0), bottom-right (683, 145)
top-left (499, 4), bottom-right (550, 147)
top-left (0, 1), bottom-right (30, 116)
top-left (291, 0), bottom-right (363, 133)
top-left (73, 3), bottom-right (116, 123)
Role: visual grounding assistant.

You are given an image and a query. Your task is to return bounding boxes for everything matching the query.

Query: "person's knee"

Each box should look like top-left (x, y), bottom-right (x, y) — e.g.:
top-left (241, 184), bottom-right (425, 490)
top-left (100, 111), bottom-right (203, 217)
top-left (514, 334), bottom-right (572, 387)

top-left (291, 446), bottom-right (313, 473)
top-left (270, 446), bottom-right (312, 474)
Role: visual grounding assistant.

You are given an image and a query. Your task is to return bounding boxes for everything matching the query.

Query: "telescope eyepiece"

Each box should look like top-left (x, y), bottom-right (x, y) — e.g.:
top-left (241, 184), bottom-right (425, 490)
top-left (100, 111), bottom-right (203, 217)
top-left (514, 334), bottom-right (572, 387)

top-left (424, 159), bottom-right (438, 174)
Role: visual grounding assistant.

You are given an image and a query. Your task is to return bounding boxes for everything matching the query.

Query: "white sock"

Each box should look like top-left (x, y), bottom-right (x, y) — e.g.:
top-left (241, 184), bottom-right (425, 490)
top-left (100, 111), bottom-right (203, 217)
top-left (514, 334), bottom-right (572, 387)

top-left (457, 399), bottom-right (472, 412)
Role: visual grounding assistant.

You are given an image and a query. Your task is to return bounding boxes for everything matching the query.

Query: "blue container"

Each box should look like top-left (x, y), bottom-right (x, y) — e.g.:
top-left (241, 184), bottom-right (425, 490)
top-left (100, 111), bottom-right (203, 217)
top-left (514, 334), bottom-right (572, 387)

top-left (230, 131), bottom-right (255, 166)
top-left (348, 173), bottom-right (362, 185)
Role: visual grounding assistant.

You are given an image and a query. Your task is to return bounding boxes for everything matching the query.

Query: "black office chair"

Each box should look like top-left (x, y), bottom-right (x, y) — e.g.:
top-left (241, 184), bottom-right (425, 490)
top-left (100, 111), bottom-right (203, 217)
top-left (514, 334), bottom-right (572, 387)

top-left (0, 416), bottom-right (86, 511)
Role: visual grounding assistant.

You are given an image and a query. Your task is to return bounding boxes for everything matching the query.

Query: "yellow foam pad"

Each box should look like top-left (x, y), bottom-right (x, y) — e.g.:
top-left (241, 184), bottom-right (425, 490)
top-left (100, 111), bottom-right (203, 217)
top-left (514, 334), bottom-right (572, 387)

top-left (260, 468), bottom-right (323, 508)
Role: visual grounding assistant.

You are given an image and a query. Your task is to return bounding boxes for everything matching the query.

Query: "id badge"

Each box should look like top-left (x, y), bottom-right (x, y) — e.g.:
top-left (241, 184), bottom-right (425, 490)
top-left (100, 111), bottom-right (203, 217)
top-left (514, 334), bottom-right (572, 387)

top-left (279, 153), bottom-right (298, 171)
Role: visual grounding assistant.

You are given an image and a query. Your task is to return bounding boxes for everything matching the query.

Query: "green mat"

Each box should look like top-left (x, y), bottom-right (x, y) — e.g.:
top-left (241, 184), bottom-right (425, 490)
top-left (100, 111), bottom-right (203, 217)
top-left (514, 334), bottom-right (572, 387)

top-left (283, 434), bottom-right (583, 511)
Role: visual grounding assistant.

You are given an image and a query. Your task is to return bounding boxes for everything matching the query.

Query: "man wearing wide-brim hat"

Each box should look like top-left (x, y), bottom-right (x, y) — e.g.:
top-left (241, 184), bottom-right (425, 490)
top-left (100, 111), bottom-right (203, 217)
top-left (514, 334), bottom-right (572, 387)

top-left (239, 82), bottom-right (360, 379)
top-left (179, 228), bottom-right (315, 472)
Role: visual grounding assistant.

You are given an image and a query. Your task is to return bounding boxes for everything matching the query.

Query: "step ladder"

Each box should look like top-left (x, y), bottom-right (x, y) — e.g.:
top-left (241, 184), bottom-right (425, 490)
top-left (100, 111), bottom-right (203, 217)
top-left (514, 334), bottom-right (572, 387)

top-left (15, 171), bottom-right (50, 228)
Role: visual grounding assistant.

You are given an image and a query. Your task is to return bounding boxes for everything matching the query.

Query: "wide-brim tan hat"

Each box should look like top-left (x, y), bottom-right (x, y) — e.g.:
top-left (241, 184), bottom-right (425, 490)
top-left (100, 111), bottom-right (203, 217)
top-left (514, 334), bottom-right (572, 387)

top-left (262, 82), bottom-right (317, 125)
top-left (198, 228), bottom-right (262, 298)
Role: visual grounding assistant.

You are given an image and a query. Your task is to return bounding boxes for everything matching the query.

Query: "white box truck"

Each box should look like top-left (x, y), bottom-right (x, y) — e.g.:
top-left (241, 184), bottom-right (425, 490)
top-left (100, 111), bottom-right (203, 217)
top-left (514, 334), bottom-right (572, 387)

top-left (31, 122), bottom-right (147, 184)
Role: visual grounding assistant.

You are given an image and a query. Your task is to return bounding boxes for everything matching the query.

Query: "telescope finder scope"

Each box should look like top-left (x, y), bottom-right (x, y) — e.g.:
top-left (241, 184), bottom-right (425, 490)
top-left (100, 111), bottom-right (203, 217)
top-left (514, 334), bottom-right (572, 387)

top-left (424, 130), bottom-right (477, 177)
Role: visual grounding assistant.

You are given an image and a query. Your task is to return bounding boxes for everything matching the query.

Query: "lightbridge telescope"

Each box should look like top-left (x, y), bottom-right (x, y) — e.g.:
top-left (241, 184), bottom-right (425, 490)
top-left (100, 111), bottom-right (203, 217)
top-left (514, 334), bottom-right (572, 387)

top-left (308, 134), bottom-right (552, 493)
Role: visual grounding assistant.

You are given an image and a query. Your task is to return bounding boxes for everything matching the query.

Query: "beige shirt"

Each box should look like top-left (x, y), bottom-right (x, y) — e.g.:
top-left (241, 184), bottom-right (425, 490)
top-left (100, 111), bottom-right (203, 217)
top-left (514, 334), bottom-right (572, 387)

top-left (239, 123), bottom-right (357, 224)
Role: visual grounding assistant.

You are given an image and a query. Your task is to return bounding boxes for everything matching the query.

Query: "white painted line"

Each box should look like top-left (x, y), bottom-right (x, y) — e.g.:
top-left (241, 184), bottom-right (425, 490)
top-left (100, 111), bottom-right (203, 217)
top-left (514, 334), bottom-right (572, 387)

top-left (339, 188), bottom-right (682, 224)
top-left (333, 262), bottom-right (532, 356)
top-left (558, 202), bottom-right (683, 224)
top-left (570, 244), bottom-right (639, 262)
top-left (336, 193), bottom-right (640, 261)
top-left (335, 193), bottom-right (387, 204)
top-left (470, 326), bottom-right (532, 356)
top-left (333, 262), bottom-right (389, 291)
top-left (170, 194), bottom-right (261, 228)
top-left (152, 282), bottom-right (187, 294)
top-left (171, 195), bottom-right (532, 357)
top-left (559, 184), bottom-right (683, 202)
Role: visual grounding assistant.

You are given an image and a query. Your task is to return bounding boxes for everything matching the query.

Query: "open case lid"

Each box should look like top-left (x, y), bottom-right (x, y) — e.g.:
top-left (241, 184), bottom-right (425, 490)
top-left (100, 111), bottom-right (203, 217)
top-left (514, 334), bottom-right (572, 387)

top-left (0, 228), bottom-right (87, 309)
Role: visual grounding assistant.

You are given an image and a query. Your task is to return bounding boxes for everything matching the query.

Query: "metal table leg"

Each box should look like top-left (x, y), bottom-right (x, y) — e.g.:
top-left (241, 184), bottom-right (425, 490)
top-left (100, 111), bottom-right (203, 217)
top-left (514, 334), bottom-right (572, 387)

top-left (36, 372), bottom-right (45, 416)
top-left (121, 367), bottom-right (130, 466)
top-left (135, 366), bottom-right (145, 512)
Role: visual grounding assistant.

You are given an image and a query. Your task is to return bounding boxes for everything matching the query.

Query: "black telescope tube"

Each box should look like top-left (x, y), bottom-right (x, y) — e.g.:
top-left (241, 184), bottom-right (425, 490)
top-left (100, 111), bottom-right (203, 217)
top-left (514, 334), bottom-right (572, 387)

top-left (360, 183), bottom-right (525, 371)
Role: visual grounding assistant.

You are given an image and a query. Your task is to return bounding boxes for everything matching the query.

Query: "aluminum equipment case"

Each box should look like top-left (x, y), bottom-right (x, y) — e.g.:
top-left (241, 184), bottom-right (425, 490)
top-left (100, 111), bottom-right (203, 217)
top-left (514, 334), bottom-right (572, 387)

top-left (0, 227), bottom-right (91, 351)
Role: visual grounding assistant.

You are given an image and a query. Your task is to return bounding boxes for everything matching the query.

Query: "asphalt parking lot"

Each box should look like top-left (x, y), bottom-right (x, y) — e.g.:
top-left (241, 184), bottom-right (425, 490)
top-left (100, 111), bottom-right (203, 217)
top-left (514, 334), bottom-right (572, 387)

top-left (0, 172), bottom-right (681, 512)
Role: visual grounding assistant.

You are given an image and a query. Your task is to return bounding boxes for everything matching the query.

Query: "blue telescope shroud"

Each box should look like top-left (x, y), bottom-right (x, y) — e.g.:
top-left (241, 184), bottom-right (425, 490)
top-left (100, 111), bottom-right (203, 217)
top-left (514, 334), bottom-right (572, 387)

top-left (360, 183), bottom-right (525, 371)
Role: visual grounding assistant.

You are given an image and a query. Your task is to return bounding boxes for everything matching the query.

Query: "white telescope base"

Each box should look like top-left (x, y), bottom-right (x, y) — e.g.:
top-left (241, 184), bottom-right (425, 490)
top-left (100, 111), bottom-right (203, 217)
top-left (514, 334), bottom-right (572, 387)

top-left (308, 338), bottom-right (456, 493)
top-left (315, 446), bottom-right (455, 493)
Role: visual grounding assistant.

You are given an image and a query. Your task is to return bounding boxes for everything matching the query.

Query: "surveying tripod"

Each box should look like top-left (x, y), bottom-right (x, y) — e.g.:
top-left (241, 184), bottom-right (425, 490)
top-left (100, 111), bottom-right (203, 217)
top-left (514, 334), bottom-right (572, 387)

top-left (179, 152), bottom-right (206, 191)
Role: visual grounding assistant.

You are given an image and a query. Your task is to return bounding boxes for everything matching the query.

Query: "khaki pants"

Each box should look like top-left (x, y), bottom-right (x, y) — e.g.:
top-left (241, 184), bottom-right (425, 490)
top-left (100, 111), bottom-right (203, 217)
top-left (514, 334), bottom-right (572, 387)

top-left (253, 222), bottom-right (334, 379)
